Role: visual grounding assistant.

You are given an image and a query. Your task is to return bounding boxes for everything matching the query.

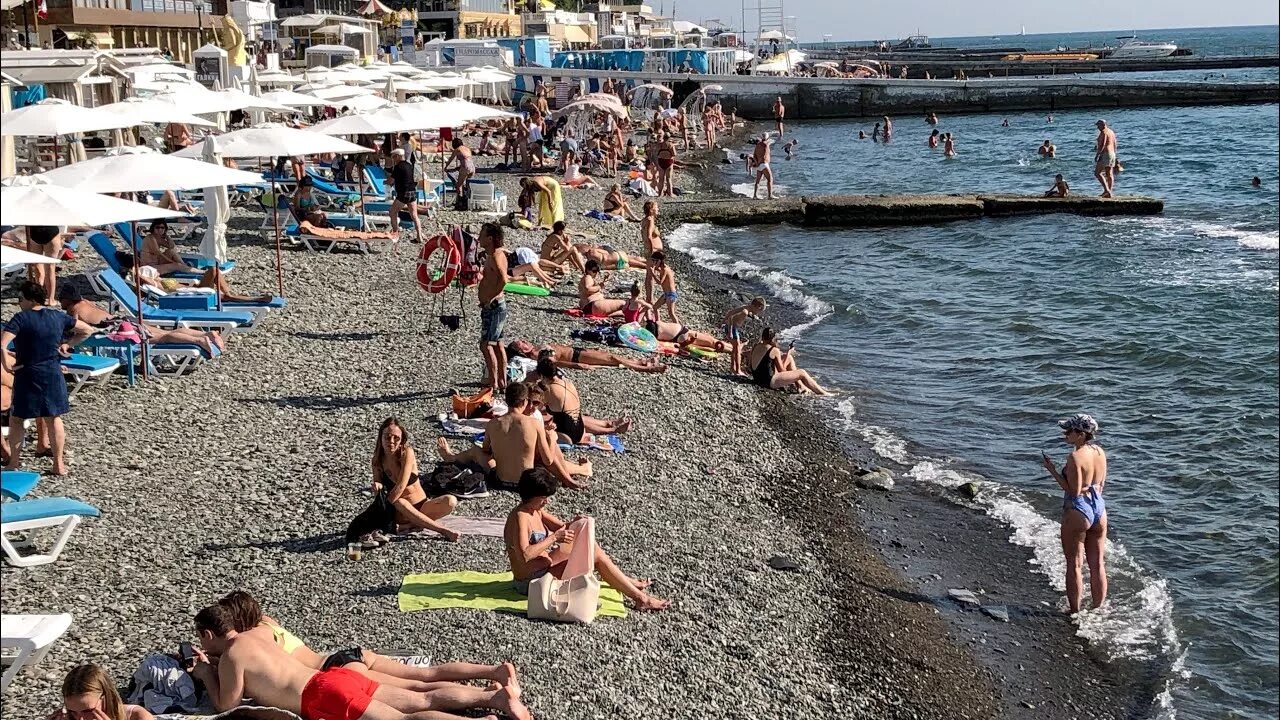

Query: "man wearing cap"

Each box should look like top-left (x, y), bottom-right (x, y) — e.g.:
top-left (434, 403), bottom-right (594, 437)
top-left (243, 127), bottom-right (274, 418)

top-left (389, 147), bottom-right (423, 245)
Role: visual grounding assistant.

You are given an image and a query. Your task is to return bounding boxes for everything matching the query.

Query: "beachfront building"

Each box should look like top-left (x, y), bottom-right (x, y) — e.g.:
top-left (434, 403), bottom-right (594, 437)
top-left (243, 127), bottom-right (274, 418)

top-left (520, 7), bottom-right (596, 49)
top-left (583, 2), bottom-right (660, 44)
top-left (227, 0), bottom-right (276, 44)
top-left (274, 0), bottom-right (360, 18)
top-left (0, 47), bottom-right (161, 103)
top-left (277, 13), bottom-right (380, 63)
top-left (415, 0), bottom-right (520, 41)
top-left (22, 0), bottom-right (226, 62)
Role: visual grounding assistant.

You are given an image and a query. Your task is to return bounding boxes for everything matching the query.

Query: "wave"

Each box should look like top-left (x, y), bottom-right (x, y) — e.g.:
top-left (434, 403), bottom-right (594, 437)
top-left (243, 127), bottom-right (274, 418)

top-left (1101, 216), bottom-right (1279, 251)
top-left (666, 224), bottom-right (831, 336)
top-left (728, 181), bottom-right (788, 198)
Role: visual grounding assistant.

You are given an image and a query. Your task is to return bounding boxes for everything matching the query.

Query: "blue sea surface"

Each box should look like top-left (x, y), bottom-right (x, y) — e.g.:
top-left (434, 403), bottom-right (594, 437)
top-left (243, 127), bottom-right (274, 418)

top-left (672, 49), bottom-right (1279, 720)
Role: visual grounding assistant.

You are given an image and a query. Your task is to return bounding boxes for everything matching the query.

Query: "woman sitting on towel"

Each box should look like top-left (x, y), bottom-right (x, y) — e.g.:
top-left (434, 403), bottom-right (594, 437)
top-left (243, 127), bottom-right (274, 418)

top-left (576, 259), bottom-right (630, 318)
top-left (747, 327), bottom-right (834, 396)
top-left (215, 591), bottom-right (523, 694)
top-left (507, 339), bottom-right (666, 374)
top-left (602, 184), bottom-right (641, 222)
top-left (627, 286), bottom-right (727, 353)
top-left (505, 467), bottom-right (669, 610)
top-left (372, 417), bottom-right (460, 541)
top-left (290, 177), bottom-right (329, 228)
top-left (533, 357), bottom-right (632, 445)
top-left (48, 664), bottom-right (155, 720)
top-left (560, 150), bottom-right (598, 189)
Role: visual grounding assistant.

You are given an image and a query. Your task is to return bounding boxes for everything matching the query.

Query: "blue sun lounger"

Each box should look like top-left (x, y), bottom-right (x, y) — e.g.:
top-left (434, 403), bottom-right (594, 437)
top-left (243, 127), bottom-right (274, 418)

top-left (97, 268), bottom-right (257, 333)
top-left (1, 497), bottom-right (100, 567)
top-left (62, 353), bottom-right (120, 397)
top-left (111, 224), bottom-right (234, 274)
top-left (0, 471), bottom-right (39, 502)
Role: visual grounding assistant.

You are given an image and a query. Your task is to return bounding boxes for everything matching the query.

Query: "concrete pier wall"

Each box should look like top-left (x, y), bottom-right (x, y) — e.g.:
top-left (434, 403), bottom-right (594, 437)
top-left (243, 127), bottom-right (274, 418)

top-left (513, 67), bottom-right (1279, 119)
top-left (661, 194), bottom-right (1163, 229)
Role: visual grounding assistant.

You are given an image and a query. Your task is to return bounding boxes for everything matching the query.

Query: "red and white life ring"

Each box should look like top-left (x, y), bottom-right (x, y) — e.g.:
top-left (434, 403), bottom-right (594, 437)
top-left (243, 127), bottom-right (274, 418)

top-left (416, 235), bottom-right (460, 294)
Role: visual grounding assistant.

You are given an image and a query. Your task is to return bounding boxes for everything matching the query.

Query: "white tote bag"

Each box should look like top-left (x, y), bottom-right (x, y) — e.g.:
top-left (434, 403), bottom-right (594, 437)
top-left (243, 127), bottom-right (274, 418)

top-left (527, 517), bottom-right (600, 624)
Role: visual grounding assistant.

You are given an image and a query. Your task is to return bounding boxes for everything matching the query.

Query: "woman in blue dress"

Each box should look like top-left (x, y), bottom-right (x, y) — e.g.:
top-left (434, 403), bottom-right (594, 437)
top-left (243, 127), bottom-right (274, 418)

top-left (2, 281), bottom-right (95, 476)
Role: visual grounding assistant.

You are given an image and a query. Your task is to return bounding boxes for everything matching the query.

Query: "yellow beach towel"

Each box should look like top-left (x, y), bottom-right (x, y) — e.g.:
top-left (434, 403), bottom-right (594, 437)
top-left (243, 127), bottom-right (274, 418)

top-left (536, 179), bottom-right (564, 227)
top-left (398, 570), bottom-right (627, 618)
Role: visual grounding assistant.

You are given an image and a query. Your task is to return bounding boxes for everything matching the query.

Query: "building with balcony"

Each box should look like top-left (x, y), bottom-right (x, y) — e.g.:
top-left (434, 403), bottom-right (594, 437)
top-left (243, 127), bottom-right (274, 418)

top-left (274, 0), bottom-right (361, 20)
top-left (35, 0), bottom-right (227, 62)
top-left (582, 2), bottom-right (657, 42)
top-left (519, 8), bottom-right (595, 49)
top-left (416, 0), bottom-right (519, 41)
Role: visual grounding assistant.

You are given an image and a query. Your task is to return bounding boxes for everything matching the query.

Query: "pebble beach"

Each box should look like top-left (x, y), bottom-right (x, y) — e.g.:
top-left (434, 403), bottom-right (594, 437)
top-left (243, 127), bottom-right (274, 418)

top-left (1, 137), bottom-right (1159, 718)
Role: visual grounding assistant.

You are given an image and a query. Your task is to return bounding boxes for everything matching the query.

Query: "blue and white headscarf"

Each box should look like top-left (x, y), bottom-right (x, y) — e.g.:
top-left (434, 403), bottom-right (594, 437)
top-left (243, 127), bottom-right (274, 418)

top-left (1058, 413), bottom-right (1099, 435)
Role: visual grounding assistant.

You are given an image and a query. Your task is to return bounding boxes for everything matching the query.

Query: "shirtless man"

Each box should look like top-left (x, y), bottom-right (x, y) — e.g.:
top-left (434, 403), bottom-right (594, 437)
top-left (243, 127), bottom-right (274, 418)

top-left (477, 223), bottom-right (508, 393)
top-left (539, 221), bottom-right (584, 273)
top-left (882, 115), bottom-right (893, 141)
top-left (507, 339), bottom-right (666, 374)
top-left (645, 251), bottom-right (680, 325)
top-left (192, 604), bottom-right (529, 720)
top-left (437, 382), bottom-right (587, 490)
top-left (772, 96), bottom-right (786, 137)
top-left (1093, 119), bottom-right (1117, 198)
top-left (57, 285), bottom-right (225, 355)
top-left (751, 135), bottom-right (774, 200)
top-left (640, 200), bottom-right (663, 255)
top-left (1038, 139), bottom-right (1056, 158)
top-left (1044, 174), bottom-right (1070, 198)
top-left (723, 297), bottom-right (766, 376)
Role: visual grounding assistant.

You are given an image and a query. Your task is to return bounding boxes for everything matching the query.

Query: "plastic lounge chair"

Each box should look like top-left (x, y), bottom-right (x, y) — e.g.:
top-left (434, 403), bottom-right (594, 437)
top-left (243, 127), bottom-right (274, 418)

top-left (1, 497), bottom-right (100, 567)
top-left (97, 268), bottom-right (257, 333)
top-left (85, 232), bottom-right (208, 291)
top-left (78, 335), bottom-right (211, 381)
top-left (294, 221), bottom-right (398, 255)
top-left (1, 614), bottom-right (72, 690)
top-left (143, 285), bottom-right (285, 324)
top-left (0, 263), bottom-right (24, 287)
top-left (62, 353), bottom-right (120, 398)
top-left (468, 179), bottom-right (507, 212)
top-left (112, 224), bottom-right (233, 273)
top-left (0, 471), bottom-right (39, 502)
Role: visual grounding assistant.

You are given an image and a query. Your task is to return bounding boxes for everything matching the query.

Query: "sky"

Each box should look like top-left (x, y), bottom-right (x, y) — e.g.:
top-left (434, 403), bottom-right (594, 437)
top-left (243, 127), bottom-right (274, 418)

top-left (666, 0), bottom-right (1280, 44)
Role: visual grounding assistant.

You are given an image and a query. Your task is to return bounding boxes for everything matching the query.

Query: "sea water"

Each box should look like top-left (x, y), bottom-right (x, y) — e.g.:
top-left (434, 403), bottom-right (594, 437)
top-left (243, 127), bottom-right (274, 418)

top-left (674, 29), bottom-right (1278, 719)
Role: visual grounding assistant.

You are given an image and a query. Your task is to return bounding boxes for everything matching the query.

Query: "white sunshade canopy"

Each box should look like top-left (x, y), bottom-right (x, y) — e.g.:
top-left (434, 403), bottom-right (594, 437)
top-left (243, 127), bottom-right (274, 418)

top-left (340, 94), bottom-right (395, 112)
top-left (2, 245), bottom-right (61, 265)
top-left (38, 153), bottom-right (265, 193)
top-left (259, 90), bottom-right (332, 108)
top-left (0, 98), bottom-right (137, 137)
top-left (257, 71), bottom-right (303, 86)
top-left (152, 88), bottom-right (289, 114)
top-left (171, 123), bottom-right (373, 159)
top-left (0, 181), bottom-right (185, 226)
top-left (95, 97), bottom-right (218, 127)
top-left (309, 84), bottom-right (377, 101)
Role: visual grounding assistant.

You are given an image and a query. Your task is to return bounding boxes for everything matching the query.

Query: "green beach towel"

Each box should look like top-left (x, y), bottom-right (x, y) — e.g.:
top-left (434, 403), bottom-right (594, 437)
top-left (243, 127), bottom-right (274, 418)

top-left (398, 570), bottom-right (627, 618)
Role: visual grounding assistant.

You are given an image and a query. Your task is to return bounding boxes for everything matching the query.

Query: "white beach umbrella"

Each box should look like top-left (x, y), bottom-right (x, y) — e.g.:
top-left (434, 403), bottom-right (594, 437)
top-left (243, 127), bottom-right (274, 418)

top-left (309, 105), bottom-right (427, 135)
top-left (258, 71), bottom-right (303, 86)
top-left (392, 80), bottom-right (442, 95)
top-left (309, 85), bottom-right (377, 101)
top-left (341, 94), bottom-right (395, 113)
top-left (199, 136), bottom-right (231, 265)
top-left (260, 90), bottom-right (332, 108)
top-left (172, 124), bottom-right (373, 159)
top-left (39, 153), bottom-right (264, 193)
top-left (0, 183), bottom-right (184, 226)
top-left (384, 75), bottom-right (399, 102)
top-left (1, 246), bottom-right (60, 265)
top-left (95, 97), bottom-right (218, 128)
top-left (0, 98), bottom-right (136, 137)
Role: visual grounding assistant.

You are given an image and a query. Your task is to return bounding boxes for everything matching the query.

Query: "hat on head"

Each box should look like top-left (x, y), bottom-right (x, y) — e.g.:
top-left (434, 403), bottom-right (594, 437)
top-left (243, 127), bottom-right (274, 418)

top-left (1058, 413), bottom-right (1099, 435)
top-left (391, 148), bottom-right (406, 157)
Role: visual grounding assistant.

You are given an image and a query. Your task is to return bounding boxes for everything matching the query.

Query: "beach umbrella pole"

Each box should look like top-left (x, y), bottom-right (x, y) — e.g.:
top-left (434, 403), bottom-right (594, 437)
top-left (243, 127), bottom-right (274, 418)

top-left (272, 160), bottom-right (283, 296)
top-left (130, 220), bottom-right (150, 381)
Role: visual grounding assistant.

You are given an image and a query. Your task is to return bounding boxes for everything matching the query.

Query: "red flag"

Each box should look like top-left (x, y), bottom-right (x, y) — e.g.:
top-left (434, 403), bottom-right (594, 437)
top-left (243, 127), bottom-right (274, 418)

top-left (36, 0), bottom-right (48, 19)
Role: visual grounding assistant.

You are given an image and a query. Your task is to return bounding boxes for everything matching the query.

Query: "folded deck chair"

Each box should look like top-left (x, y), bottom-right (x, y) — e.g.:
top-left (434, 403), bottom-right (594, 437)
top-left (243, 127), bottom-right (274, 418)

top-left (1, 497), bottom-right (100, 567)
top-left (468, 180), bottom-right (508, 212)
top-left (1, 613), bottom-right (72, 691)
top-left (97, 268), bottom-right (257, 333)
top-left (0, 471), bottom-right (39, 502)
top-left (62, 353), bottom-right (120, 398)
top-left (294, 221), bottom-right (398, 255)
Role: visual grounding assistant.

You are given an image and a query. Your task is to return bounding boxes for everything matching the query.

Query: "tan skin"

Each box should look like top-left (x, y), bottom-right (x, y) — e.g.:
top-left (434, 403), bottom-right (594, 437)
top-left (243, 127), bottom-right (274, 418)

top-left (724, 300), bottom-right (766, 376)
top-left (752, 137), bottom-right (774, 200)
top-left (140, 225), bottom-right (200, 275)
top-left (640, 204), bottom-right (662, 255)
top-left (239, 616), bottom-right (521, 695)
top-left (645, 257), bottom-right (680, 325)
top-left (577, 265), bottom-right (627, 317)
top-left (746, 338), bottom-right (833, 396)
top-left (540, 373), bottom-right (631, 437)
top-left (1043, 430), bottom-right (1109, 613)
top-left (436, 394), bottom-right (591, 488)
top-left (374, 425), bottom-right (459, 541)
top-left (575, 244), bottom-right (648, 272)
top-left (540, 228), bottom-right (584, 273)
top-left (604, 185), bottom-right (641, 222)
top-left (504, 494), bottom-right (668, 611)
top-left (48, 693), bottom-right (155, 720)
top-left (61, 297), bottom-right (224, 355)
top-left (1094, 120), bottom-right (1118, 197)
top-left (477, 230), bottom-right (508, 393)
top-left (194, 628), bottom-right (526, 720)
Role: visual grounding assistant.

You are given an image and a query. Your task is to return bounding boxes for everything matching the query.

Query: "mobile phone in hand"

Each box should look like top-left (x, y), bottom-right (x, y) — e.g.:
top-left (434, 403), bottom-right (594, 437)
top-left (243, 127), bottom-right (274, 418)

top-left (180, 642), bottom-right (195, 671)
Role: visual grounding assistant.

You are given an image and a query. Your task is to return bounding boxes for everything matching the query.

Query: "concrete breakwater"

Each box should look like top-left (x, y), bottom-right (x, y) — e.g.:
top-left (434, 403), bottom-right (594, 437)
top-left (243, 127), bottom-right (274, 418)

top-left (662, 193), bottom-right (1164, 228)
top-left (514, 68), bottom-right (1278, 118)
top-left (801, 52), bottom-right (1280, 79)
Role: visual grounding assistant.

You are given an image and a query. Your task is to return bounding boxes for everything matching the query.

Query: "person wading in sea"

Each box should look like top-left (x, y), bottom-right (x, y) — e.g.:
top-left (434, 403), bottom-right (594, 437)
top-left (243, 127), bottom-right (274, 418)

top-left (1042, 413), bottom-right (1109, 614)
top-left (772, 96), bottom-right (786, 137)
top-left (1093, 119), bottom-right (1118, 198)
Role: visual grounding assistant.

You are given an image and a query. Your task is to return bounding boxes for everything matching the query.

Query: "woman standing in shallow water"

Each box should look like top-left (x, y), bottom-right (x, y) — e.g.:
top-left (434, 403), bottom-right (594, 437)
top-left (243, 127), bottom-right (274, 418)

top-left (1042, 413), bottom-right (1109, 614)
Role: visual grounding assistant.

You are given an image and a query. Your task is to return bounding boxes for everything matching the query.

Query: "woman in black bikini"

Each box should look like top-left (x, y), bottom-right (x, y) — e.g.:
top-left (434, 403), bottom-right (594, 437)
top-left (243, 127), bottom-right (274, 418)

top-left (747, 328), bottom-right (833, 395)
top-left (372, 418), bottom-right (460, 540)
top-left (602, 184), bottom-right (641, 221)
top-left (576, 259), bottom-right (628, 317)
top-left (533, 359), bottom-right (632, 444)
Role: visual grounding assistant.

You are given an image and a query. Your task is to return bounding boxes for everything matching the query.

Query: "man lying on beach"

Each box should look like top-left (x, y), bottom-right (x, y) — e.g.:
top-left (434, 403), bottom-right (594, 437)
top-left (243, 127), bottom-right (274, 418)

top-left (436, 382), bottom-right (588, 490)
top-left (507, 339), bottom-right (666, 374)
top-left (574, 243), bottom-right (649, 274)
top-left (724, 297), bottom-right (767, 376)
top-left (192, 603), bottom-right (530, 720)
top-left (1038, 140), bottom-right (1057, 158)
top-left (1044, 174), bottom-right (1070, 198)
top-left (506, 467), bottom-right (669, 610)
top-left (57, 285), bottom-right (225, 355)
top-left (214, 591), bottom-right (519, 694)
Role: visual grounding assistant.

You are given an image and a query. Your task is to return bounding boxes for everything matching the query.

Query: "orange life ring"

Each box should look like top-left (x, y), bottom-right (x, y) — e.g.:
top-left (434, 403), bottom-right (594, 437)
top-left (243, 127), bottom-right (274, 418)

top-left (416, 235), bottom-right (460, 294)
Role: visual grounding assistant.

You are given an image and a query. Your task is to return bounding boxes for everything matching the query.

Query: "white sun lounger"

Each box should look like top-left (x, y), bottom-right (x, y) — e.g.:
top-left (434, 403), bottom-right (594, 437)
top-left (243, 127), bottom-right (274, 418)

top-left (62, 353), bottom-right (121, 398)
top-left (1, 497), bottom-right (100, 567)
top-left (1, 613), bottom-right (72, 691)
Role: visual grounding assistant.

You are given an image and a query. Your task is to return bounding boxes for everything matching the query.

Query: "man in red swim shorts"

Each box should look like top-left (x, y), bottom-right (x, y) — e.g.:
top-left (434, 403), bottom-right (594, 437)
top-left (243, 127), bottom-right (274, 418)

top-left (300, 667), bottom-right (380, 720)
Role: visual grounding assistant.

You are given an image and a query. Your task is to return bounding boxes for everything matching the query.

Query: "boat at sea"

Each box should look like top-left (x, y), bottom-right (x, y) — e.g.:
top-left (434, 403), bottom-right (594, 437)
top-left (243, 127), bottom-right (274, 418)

top-left (1106, 35), bottom-right (1180, 58)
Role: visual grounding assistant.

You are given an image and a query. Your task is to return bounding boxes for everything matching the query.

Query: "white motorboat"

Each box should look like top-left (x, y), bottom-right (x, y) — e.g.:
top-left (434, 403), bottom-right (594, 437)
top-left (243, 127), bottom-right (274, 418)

top-left (1108, 36), bottom-right (1178, 58)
